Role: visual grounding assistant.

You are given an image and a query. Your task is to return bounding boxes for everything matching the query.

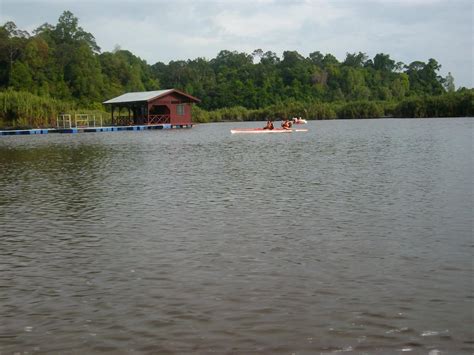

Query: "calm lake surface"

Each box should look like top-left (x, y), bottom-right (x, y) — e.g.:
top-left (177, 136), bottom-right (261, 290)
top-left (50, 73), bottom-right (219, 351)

top-left (0, 118), bottom-right (472, 354)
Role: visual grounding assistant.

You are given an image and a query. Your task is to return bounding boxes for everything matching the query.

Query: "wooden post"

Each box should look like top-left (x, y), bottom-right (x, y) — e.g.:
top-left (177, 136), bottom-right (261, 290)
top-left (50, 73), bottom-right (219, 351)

top-left (111, 105), bottom-right (115, 126)
top-left (147, 103), bottom-right (151, 125)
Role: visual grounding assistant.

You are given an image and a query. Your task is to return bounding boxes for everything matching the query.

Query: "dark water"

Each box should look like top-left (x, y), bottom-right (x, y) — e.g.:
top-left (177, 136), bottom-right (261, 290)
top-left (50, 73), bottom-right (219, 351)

top-left (0, 118), bottom-right (472, 354)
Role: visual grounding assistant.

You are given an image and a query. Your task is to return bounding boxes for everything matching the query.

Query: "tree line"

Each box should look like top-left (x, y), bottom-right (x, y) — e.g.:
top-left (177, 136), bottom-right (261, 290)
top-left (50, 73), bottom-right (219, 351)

top-left (0, 11), bottom-right (472, 128)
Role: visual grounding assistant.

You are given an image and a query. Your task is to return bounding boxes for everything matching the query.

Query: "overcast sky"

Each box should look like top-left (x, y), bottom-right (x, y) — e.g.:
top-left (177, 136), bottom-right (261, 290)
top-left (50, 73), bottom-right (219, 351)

top-left (1, 0), bottom-right (472, 88)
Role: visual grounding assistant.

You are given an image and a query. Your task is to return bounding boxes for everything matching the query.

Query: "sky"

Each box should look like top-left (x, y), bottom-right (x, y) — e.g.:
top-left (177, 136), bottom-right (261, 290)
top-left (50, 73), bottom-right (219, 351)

top-left (1, 0), bottom-right (472, 88)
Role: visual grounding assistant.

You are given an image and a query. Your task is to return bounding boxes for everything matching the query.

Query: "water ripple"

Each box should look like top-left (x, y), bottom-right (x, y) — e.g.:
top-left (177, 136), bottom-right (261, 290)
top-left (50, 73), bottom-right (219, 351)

top-left (0, 118), bottom-right (472, 353)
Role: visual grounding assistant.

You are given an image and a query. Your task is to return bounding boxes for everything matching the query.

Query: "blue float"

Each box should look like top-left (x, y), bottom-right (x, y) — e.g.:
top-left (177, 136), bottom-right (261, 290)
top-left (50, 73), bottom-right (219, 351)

top-left (0, 124), bottom-right (193, 136)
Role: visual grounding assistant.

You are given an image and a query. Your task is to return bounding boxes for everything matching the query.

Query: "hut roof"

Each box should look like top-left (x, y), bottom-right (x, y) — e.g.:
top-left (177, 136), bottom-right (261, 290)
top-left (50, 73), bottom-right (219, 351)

top-left (103, 89), bottom-right (200, 104)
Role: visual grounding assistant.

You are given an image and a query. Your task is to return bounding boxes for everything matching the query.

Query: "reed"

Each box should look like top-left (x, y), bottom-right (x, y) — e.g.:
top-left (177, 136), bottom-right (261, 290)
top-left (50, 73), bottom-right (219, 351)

top-left (0, 90), bottom-right (109, 129)
top-left (192, 99), bottom-right (339, 122)
top-left (192, 91), bottom-right (473, 123)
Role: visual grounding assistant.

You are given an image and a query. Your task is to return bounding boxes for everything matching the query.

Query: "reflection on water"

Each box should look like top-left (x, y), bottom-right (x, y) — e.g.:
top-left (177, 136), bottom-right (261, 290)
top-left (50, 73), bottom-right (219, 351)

top-left (0, 118), bottom-right (472, 353)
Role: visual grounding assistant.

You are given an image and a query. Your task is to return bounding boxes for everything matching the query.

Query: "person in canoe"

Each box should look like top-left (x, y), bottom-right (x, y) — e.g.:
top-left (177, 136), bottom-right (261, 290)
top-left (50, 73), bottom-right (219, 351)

top-left (263, 119), bottom-right (274, 130)
top-left (281, 118), bottom-right (292, 130)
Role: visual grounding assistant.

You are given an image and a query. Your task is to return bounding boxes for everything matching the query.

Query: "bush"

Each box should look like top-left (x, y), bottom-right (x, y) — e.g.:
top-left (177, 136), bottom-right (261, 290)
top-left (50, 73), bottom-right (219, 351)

top-left (0, 90), bottom-right (109, 129)
top-left (393, 91), bottom-right (473, 118)
top-left (337, 100), bottom-right (384, 119)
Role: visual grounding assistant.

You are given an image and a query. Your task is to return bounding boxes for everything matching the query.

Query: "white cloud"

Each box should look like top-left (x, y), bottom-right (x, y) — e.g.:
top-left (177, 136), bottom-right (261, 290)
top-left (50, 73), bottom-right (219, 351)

top-left (211, 1), bottom-right (348, 38)
top-left (368, 0), bottom-right (444, 5)
top-left (213, 10), bottom-right (297, 37)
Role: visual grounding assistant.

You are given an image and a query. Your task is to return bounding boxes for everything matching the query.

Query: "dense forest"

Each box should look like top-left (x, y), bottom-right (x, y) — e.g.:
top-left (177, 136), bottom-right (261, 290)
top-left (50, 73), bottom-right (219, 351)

top-left (0, 11), bottom-right (472, 128)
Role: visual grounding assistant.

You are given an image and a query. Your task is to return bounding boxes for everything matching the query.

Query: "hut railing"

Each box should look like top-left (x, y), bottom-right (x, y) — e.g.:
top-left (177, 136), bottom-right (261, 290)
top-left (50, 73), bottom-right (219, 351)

top-left (147, 114), bottom-right (170, 125)
top-left (57, 114), bottom-right (102, 128)
top-left (113, 115), bottom-right (170, 126)
top-left (115, 115), bottom-right (134, 126)
top-left (57, 114), bottom-right (72, 128)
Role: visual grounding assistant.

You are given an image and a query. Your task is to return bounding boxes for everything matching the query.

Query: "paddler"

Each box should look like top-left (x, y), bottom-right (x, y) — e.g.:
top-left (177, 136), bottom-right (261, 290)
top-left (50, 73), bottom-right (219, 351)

top-left (281, 118), bottom-right (291, 130)
top-left (263, 119), bottom-right (274, 130)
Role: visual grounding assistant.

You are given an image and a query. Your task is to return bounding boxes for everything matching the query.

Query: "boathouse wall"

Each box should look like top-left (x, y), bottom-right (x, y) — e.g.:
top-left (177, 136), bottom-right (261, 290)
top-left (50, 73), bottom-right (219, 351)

top-left (147, 92), bottom-right (193, 126)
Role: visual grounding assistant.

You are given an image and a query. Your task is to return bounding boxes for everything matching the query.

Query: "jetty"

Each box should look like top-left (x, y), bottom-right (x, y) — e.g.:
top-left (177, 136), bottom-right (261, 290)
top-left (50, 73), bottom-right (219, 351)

top-left (0, 88), bottom-right (200, 136)
top-left (0, 124), bottom-right (192, 136)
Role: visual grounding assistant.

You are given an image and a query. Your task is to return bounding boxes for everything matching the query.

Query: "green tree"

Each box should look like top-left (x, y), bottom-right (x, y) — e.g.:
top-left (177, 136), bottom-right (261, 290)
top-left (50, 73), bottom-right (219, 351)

top-left (322, 53), bottom-right (339, 67)
top-left (373, 53), bottom-right (395, 72)
top-left (0, 21), bottom-right (29, 87)
top-left (9, 61), bottom-right (33, 90)
top-left (279, 50), bottom-right (309, 88)
top-left (64, 42), bottom-right (104, 102)
top-left (343, 52), bottom-right (368, 67)
top-left (53, 10), bottom-right (100, 53)
top-left (391, 74), bottom-right (410, 99)
top-left (405, 59), bottom-right (445, 95)
top-left (308, 51), bottom-right (324, 66)
top-left (444, 72), bottom-right (455, 92)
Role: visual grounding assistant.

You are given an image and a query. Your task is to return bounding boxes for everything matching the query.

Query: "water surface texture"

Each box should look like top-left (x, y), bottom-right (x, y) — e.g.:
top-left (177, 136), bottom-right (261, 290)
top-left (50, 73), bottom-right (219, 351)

top-left (0, 118), bottom-right (472, 353)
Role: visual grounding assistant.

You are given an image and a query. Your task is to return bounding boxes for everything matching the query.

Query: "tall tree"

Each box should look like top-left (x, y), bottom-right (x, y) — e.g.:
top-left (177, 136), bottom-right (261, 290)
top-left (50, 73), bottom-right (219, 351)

top-left (53, 10), bottom-right (100, 53)
top-left (373, 53), bottom-right (395, 72)
top-left (0, 22), bottom-right (29, 87)
top-left (343, 52), bottom-right (368, 67)
top-left (444, 72), bottom-right (455, 92)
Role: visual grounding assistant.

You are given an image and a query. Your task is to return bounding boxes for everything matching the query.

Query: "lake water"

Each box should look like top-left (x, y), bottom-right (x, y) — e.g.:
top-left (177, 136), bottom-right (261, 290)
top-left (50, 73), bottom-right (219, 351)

top-left (0, 118), bottom-right (472, 354)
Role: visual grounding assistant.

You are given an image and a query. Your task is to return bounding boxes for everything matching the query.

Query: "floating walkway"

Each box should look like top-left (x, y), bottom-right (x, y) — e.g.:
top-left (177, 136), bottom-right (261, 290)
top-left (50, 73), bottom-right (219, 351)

top-left (0, 124), bottom-right (192, 136)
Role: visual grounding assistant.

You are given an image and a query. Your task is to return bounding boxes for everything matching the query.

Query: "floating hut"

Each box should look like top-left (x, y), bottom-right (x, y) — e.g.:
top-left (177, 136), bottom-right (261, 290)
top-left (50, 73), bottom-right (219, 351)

top-left (103, 89), bottom-right (201, 126)
top-left (0, 89), bottom-right (201, 136)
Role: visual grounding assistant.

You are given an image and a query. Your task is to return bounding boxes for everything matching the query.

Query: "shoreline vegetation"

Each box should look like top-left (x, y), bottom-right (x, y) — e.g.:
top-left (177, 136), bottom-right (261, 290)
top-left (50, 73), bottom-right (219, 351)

top-left (0, 90), bottom-right (472, 129)
top-left (0, 11), bottom-right (473, 129)
top-left (190, 91), bottom-right (473, 124)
